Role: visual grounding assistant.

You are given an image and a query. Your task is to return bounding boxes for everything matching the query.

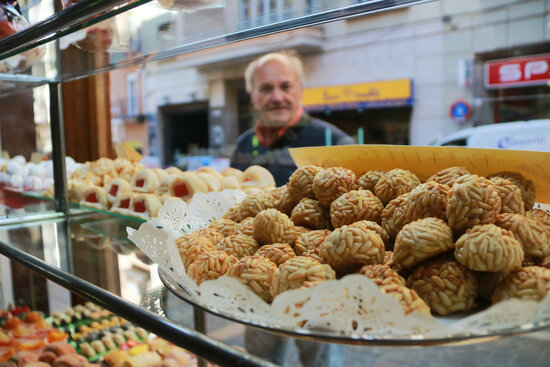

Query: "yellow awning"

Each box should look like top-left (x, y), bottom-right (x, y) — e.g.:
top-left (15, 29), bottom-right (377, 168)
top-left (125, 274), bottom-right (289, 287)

top-left (302, 79), bottom-right (413, 111)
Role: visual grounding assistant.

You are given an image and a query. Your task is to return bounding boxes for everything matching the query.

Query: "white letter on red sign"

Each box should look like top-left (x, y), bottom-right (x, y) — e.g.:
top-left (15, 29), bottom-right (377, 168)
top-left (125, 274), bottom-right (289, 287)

top-left (499, 64), bottom-right (521, 82)
top-left (524, 60), bottom-right (548, 79)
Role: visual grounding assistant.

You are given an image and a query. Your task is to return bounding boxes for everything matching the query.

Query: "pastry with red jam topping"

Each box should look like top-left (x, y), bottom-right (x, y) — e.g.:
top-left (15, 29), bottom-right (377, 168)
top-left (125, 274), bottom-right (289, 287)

top-left (131, 169), bottom-right (160, 193)
top-left (104, 178), bottom-right (131, 204)
top-left (80, 186), bottom-right (108, 210)
top-left (130, 194), bottom-right (162, 220)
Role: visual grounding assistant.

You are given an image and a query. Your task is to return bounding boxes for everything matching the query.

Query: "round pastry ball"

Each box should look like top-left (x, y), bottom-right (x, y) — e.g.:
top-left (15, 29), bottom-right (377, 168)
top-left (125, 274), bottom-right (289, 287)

top-left (381, 193), bottom-right (410, 239)
top-left (312, 167), bottom-right (358, 206)
top-left (492, 266), bottom-right (550, 303)
top-left (393, 218), bottom-right (454, 270)
top-left (359, 264), bottom-right (405, 287)
top-left (269, 184), bottom-right (297, 216)
top-left (378, 283), bottom-right (431, 315)
top-left (291, 198), bottom-right (332, 230)
top-left (349, 220), bottom-right (390, 249)
top-left (489, 177), bottom-right (525, 215)
top-left (404, 181), bottom-right (450, 222)
top-left (446, 175), bottom-right (501, 233)
top-left (186, 251), bottom-right (238, 285)
top-left (382, 181), bottom-right (450, 242)
top-left (255, 243), bottom-right (296, 267)
top-left (525, 209), bottom-right (550, 233)
top-left (407, 258), bottom-right (477, 316)
top-left (374, 168), bottom-right (420, 205)
top-left (295, 225), bottom-right (310, 236)
top-left (238, 191), bottom-right (275, 219)
top-left (234, 217), bottom-right (255, 237)
top-left (230, 255), bottom-right (278, 302)
top-left (293, 229), bottom-right (331, 256)
top-left (270, 256), bottom-right (336, 297)
top-left (495, 213), bottom-right (550, 260)
top-left (253, 209), bottom-right (297, 245)
top-left (302, 246), bottom-right (322, 262)
top-left (319, 225), bottom-right (385, 275)
top-left (222, 204), bottom-right (242, 222)
top-left (454, 224), bottom-right (524, 272)
top-left (357, 170), bottom-right (385, 193)
top-left (487, 171), bottom-right (536, 211)
top-left (288, 165), bottom-right (323, 201)
top-left (175, 234), bottom-right (215, 269)
top-left (207, 218), bottom-right (240, 237)
top-left (219, 234), bottom-right (260, 259)
top-left (195, 227), bottom-right (224, 246)
top-left (330, 190), bottom-right (384, 228)
top-left (427, 166), bottom-right (470, 187)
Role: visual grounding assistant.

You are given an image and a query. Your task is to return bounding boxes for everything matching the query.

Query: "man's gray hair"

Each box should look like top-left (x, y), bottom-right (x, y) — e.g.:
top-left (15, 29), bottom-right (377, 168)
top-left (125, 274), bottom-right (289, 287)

top-left (244, 50), bottom-right (304, 93)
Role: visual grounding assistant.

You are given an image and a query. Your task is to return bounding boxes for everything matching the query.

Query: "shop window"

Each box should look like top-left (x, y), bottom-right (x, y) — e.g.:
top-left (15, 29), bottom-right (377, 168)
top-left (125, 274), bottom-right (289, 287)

top-left (491, 85), bottom-right (550, 123)
top-left (309, 106), bottom-right (411, 145)
top-left (157, 21), bottom-right (175, 47)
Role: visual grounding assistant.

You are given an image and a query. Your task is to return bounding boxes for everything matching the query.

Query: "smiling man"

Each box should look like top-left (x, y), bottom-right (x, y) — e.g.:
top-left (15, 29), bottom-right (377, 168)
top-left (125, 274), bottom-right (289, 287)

top-left (231, 51), bottom-right (354, 186)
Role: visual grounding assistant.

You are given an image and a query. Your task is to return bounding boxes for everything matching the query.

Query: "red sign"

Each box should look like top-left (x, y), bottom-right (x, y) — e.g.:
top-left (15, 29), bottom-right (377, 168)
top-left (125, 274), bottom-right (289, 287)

top-left (485, 54), bottom-right (550, 89)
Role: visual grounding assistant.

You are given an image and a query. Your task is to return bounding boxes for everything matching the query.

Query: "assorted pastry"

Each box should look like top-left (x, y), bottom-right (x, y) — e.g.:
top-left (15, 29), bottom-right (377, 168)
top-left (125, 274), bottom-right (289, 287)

top-left (49, 303), bottom-right (149, 362)
top-left (42, 157), bottom-right (275, 220)
top-left (0, 156), bottom-right (81, 192)
top-left (0, 304), bottom-right (200, 367)
top-left (0, 306), bottom-right (79, 365)
top-left (174, 165), bottom-right (550, 317)
top-left (102, 336), bottom-right (197, 367)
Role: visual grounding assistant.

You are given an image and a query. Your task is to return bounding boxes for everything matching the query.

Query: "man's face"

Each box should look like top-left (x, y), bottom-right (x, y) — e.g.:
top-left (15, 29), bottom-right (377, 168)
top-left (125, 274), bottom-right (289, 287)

top-left (250, 58), bottom-right (303, 128)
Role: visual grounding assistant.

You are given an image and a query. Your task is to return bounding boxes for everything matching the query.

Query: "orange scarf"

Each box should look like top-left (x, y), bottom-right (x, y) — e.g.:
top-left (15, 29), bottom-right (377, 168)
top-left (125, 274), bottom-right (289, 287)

top-left (255, 107), bottom-right (305, 147)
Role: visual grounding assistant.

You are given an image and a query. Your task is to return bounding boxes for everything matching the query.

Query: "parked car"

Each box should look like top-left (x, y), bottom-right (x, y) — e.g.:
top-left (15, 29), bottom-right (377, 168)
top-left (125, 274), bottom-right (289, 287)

top-left (435, 120), bottom-right (550, 152)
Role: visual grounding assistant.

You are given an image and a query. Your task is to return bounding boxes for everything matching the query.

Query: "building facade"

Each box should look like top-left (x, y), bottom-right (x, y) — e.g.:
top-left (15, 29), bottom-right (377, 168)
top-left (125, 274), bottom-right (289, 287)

top-left (111, 0), bottom-right (550, 166)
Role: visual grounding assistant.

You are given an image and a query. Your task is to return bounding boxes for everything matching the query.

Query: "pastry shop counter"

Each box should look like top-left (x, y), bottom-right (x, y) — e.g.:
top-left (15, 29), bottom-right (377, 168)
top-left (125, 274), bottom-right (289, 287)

top-left (0, 212), bottom-right (275, 366)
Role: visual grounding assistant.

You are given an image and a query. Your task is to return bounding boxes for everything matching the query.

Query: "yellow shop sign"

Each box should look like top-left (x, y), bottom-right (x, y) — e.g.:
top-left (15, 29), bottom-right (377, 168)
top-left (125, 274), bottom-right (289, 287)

top-left (302, 79), bottom-right (413, 111)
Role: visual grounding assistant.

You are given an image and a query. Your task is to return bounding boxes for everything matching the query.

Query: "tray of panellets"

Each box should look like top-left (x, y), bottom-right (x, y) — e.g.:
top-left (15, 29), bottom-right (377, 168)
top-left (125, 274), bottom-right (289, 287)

top-left (131, 145), bottom-right (550, 346)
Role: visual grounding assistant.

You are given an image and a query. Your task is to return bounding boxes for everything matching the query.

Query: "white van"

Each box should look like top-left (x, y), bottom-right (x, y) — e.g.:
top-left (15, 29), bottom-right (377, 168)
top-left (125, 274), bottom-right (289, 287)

top-left (435, 120), bottom-right (550, 152)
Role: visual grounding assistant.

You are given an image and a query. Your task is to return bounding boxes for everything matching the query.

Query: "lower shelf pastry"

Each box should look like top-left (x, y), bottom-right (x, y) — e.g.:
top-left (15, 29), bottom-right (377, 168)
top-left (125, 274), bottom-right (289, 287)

top-left (0, 304), bottom-right (199, 367)
top-left (103, 337), bottom-right (196, 367)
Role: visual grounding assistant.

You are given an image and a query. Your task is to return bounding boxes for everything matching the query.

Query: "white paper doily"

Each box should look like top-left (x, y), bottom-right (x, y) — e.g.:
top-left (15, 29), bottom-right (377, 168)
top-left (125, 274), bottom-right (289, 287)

top-left (128, 192), bottom-right (550, 343)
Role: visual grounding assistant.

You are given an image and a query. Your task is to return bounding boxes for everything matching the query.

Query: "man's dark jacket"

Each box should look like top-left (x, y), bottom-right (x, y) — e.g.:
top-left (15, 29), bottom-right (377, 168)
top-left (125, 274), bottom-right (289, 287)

top-left (231, 113), bottom-right (354, 186)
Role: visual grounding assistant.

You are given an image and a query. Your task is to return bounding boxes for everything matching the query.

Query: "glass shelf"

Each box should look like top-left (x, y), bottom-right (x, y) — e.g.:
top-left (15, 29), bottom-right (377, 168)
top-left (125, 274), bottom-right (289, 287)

top-left (0, 213), bottom-right (275, 366)
top-left (19, 190), bottom-right (147, 226)
top-left (0, 73), bottom-right (54, 98)
top-left (0, 0), bottom-right (426, 84)
top-left (0, 187), bottom-right (57, 220)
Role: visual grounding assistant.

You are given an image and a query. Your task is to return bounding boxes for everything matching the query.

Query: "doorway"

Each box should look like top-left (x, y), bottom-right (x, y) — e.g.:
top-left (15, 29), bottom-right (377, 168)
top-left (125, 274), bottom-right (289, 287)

top-left (158, 102), bottom-right (209, 167)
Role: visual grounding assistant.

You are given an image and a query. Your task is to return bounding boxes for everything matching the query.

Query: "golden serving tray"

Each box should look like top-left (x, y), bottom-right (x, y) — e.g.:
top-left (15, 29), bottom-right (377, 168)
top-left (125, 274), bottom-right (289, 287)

top-left (289, 145), bottom-right (550, 204)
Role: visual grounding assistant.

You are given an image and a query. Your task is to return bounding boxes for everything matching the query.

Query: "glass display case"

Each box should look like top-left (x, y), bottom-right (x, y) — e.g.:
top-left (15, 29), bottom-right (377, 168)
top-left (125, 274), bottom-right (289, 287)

top-left (0, 0), bottom-right (549, 366)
